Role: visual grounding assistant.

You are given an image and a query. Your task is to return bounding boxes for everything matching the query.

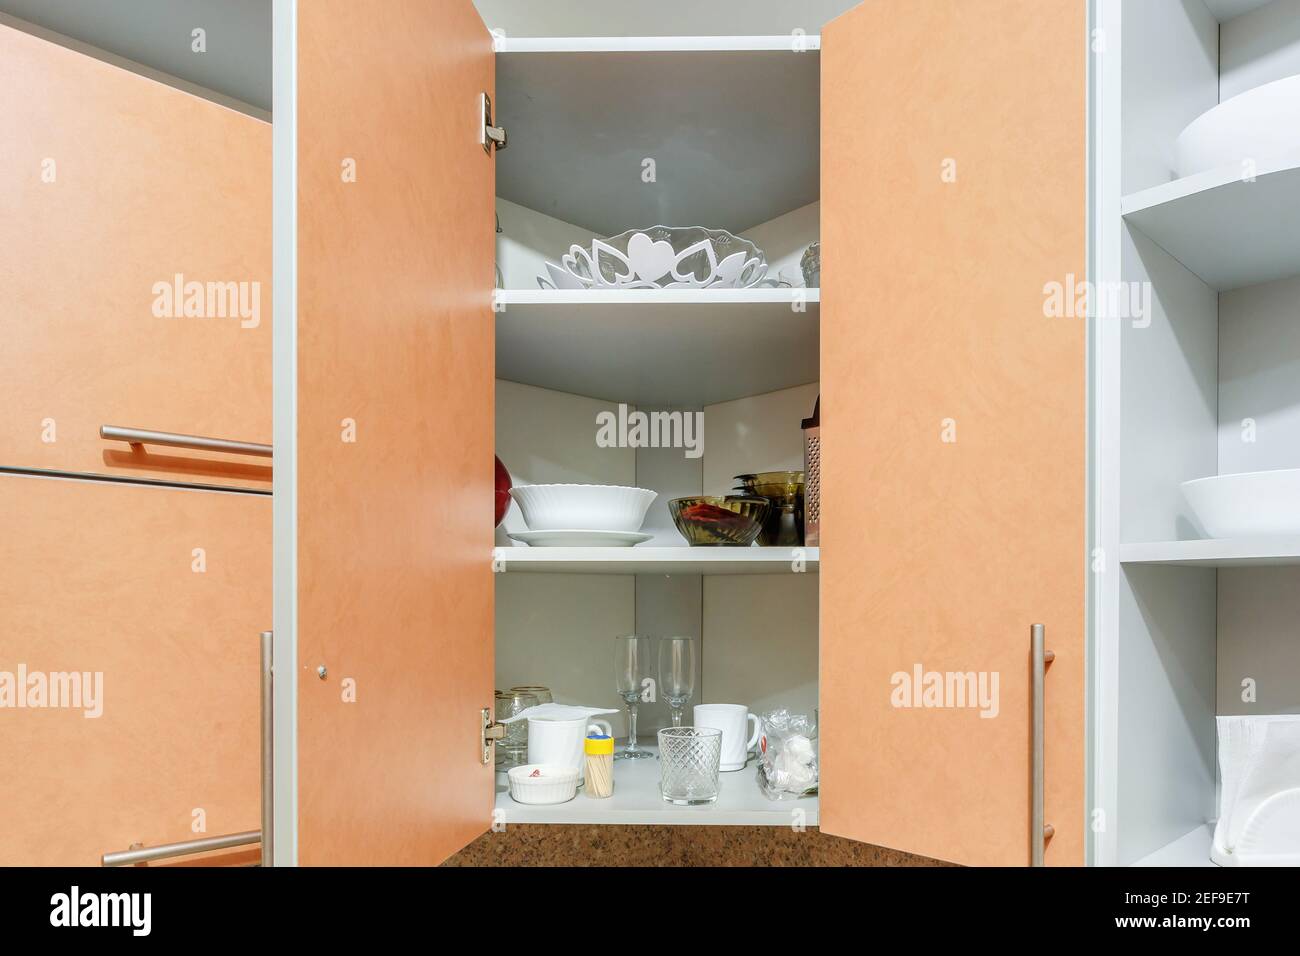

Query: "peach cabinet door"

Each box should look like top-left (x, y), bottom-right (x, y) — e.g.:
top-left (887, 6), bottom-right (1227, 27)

top-left (0, 473), bottom-right (270, 866)
top-left (292, 0), bottom-right (496, 865)
top-left (0, 24), bottom-right (271, 491)
top-left (819, 0), bottom-right (1086, 866)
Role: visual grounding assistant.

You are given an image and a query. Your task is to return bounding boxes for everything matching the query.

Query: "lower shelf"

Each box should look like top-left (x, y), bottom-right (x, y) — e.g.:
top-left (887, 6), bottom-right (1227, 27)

top-left (1130, 823), bottom-right (1217, 867)
top-left (1119, 538), bottom-right (1300, 567)
top-left (494, 744), bottom-right (819, 826)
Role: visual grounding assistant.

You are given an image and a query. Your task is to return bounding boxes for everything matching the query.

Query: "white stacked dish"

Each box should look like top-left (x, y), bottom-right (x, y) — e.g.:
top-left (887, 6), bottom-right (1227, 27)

top-left (507, 483), bottom-right (656, 547)
top-left (507, 764), bottom-right (580, 805)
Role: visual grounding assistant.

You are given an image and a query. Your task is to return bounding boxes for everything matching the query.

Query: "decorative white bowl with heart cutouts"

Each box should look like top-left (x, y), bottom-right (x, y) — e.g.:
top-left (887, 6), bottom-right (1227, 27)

top-left (537, 226), bottom-right (768, 290)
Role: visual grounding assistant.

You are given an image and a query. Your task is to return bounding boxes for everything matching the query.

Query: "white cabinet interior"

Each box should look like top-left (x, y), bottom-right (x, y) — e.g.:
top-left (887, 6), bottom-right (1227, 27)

top-left (490, 39), bottom-right (821, 826)
top-left (1097, 0), bottom-right (1300, 866)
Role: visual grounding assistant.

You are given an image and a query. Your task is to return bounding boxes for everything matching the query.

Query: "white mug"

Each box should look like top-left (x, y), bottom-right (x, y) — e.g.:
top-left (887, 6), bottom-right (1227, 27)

top-left (527, 716), bottom-right (614, 782)
top-left (693, 704), bottom-right (760, 772)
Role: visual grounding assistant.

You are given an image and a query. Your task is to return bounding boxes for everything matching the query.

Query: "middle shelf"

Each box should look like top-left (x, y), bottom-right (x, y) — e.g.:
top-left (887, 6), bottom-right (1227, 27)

top-left (493, 546), bottom-right (818, 575)
top-left (494, 289), bottom-right (820, 406)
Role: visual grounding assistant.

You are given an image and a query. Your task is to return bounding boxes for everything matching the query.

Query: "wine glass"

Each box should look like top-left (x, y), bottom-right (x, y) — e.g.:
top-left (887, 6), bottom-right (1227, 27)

top-left (613, 635), bottom-right (655, 760)
top-left (658, 636), bottom-right (697, 728)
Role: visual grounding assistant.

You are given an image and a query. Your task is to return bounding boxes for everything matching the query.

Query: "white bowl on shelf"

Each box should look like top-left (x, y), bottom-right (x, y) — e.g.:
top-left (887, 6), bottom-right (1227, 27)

top-left (1174, 74), bottom-right (1300, 178)
top-left (507, 764), bottom-right (580, 805)
top-left (1180, 469), bottom-right (1300, 538)
top-left (509, 483), bottom-right (656, 533)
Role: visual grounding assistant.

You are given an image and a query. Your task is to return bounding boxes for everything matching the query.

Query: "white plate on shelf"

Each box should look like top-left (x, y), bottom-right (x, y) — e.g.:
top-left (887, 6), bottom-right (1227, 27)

top-left (508, 529), bottom-right (653, 548)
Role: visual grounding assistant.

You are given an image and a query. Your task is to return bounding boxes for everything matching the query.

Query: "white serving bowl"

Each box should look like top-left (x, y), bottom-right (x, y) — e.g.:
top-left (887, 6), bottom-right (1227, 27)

top-left (507, 764), bottom-right (580, 805)
top-left (1175, 75), bottom-right (1300, 178)
top-left (509, 483), bottom-right (656, 533)
top-left (1180, 469), bottom-right (1300, 538)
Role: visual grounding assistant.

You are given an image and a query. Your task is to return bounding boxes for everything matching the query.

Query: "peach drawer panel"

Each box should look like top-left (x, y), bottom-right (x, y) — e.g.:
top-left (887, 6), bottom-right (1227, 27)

top-left (0, 24), bottom-right (271, 490)
top-left (0, 472), bottom-right (270, 865)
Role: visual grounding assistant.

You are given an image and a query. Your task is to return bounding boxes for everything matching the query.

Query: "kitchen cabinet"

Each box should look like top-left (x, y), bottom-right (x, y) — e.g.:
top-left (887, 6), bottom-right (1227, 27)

top-left (0, 20), bottom-right (273, 867)
top-left (276, 0), bottom-right (1089, 867)
top-left (0, 473), bottom-right (271, 866)
top-left (0, 22), bottom-right (271, 493)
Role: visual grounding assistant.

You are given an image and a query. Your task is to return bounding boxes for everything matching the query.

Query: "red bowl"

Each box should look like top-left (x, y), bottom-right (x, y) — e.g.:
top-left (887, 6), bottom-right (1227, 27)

top-left (494, 456), bottom-right (512, 527)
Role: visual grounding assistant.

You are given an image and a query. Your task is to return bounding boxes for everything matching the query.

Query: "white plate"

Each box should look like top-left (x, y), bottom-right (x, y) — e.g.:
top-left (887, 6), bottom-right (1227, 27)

top-left (508, 529), bottom-right (653, 548)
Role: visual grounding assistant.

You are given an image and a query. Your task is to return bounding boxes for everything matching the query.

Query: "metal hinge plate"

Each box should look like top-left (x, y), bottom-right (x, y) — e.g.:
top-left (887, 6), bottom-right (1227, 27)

top-left (480, 93), bottom-right (507, 154)
top-left (481, 707), bottom-right (505, 764)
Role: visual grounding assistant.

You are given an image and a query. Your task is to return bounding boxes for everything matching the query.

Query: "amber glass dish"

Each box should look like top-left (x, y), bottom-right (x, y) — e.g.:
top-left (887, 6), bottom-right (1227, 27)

top-left (669, 496), bottom-right (771, 546)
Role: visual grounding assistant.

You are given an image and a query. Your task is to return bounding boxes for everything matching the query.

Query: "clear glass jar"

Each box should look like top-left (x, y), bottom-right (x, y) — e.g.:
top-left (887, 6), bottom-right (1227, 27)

top-left (584, 733), bottom-right (614, 798)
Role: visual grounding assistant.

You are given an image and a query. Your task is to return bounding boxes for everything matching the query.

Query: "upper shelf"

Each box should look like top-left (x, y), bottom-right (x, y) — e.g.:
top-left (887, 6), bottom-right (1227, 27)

top-left (1201, 0), bottom-right (1276, 22)
top-left (493, 546), bottom-right (818, 575)
top-left (495, 36), bottom-right (822, 53)
top-left (494, 43), bottom-right (820, 236)
top-left (1121, 160), bottom-right (1300, 291)
top-left (494, 289), bottom-right (819, 406)
top-left (1119, 537), bottom-right (1300, 567)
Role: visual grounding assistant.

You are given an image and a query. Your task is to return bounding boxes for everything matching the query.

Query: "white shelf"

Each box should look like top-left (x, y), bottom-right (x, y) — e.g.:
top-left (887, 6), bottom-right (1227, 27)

top-left (496, 36), bottom-right (822, 53)
top-left (494, 744), bottom-right (818, 826)
top-left (494, 546), bottom-right (818, 575)
top-left (1121, 161), bottom-right (1300, 291)
top-left (1201, 0), bottom-right (1275, 22)
top-left (495, 290), bottom-right (819, 406)
top-left (1119, 537), bottom-right (1300, 567)
top-left (1130, 823), bottom-right (1217, 867)
top-left (495, 46), bottom-right (818, 235)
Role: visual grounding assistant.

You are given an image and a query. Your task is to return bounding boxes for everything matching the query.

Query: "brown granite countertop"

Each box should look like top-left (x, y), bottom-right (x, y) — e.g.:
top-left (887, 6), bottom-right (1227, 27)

top-left (443, 825), bottom-right (954, 867)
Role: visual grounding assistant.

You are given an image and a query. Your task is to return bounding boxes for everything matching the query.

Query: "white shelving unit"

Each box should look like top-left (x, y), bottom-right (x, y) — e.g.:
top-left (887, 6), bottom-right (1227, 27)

top-left (1093, 0), bottom-right (1300, 868)
top-left (1120, 537), bottom-right (1300, 567)
top-left (495, 290), bottom-right (819, 406)
top-left (494, 546), bottom-right (818, 575)
top-left (494, 745), bottom-right (817, 826)
top-left (490, 30), bottom-right (823, 842)
top-left (1121, 160), bottom-right (1300, 291)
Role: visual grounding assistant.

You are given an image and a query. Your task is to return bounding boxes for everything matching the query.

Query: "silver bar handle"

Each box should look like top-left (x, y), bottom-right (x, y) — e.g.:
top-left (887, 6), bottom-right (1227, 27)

top-left (102, 830), bottom-right (260, 867)
top-left (102, 633), bottom-right (275, 867)
top-left (100, 425), bottom-right (272, 458)
top-left (260, 631), bottom-right (274, 867)
top-left (1031, 623), bottom-right (1056, 867)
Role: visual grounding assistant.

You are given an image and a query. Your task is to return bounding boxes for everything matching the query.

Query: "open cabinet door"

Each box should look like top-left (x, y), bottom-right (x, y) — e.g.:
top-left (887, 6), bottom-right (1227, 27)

top-left (280, 0), bottom-right (495, 865)
top-left (819, 0), bottom-right (1087, 866)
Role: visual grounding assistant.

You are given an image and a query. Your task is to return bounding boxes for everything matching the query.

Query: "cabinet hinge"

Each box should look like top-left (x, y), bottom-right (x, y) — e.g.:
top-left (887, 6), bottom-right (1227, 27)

top-left (481, 707), bottom-right (505, 764)
top-left (480, 93), bottom-right (507, 154)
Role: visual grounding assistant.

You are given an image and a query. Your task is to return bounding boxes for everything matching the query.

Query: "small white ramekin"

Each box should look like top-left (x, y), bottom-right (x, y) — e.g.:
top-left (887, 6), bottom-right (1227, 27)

top-left (507, 764), bottom-right (580, 805)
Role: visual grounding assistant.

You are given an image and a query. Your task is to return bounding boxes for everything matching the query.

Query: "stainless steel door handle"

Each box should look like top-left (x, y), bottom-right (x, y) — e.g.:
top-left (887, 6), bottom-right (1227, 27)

top-left (1031, 623), bottom-right (1055, 866)
top-left (100, 425), bottom-right (272, 458)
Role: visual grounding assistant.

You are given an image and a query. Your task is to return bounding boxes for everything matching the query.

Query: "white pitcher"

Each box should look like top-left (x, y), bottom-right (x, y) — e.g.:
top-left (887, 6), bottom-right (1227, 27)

top-left (527, 716), bottom-right (614, 782)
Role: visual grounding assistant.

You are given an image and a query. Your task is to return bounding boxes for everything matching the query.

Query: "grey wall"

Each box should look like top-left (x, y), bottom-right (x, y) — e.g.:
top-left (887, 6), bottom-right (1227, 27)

top-left (0, 0), bottom-right (270, 110)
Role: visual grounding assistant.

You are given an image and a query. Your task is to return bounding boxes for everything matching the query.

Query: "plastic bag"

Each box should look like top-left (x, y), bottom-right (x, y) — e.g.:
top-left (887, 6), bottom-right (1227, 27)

top-left (756, 708), bottom-right (819, 800)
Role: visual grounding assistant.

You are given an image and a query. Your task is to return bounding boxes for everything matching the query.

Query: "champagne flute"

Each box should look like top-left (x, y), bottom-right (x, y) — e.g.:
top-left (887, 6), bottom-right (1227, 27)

top-left (613, 635), bottom-right (655, 760)
top-left (658, 636), bottom-right (697, 728)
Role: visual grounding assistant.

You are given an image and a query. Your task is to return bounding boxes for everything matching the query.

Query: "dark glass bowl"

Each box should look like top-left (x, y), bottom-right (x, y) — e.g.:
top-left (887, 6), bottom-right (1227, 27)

top-left (668, 496), bottom-right (771, 547)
